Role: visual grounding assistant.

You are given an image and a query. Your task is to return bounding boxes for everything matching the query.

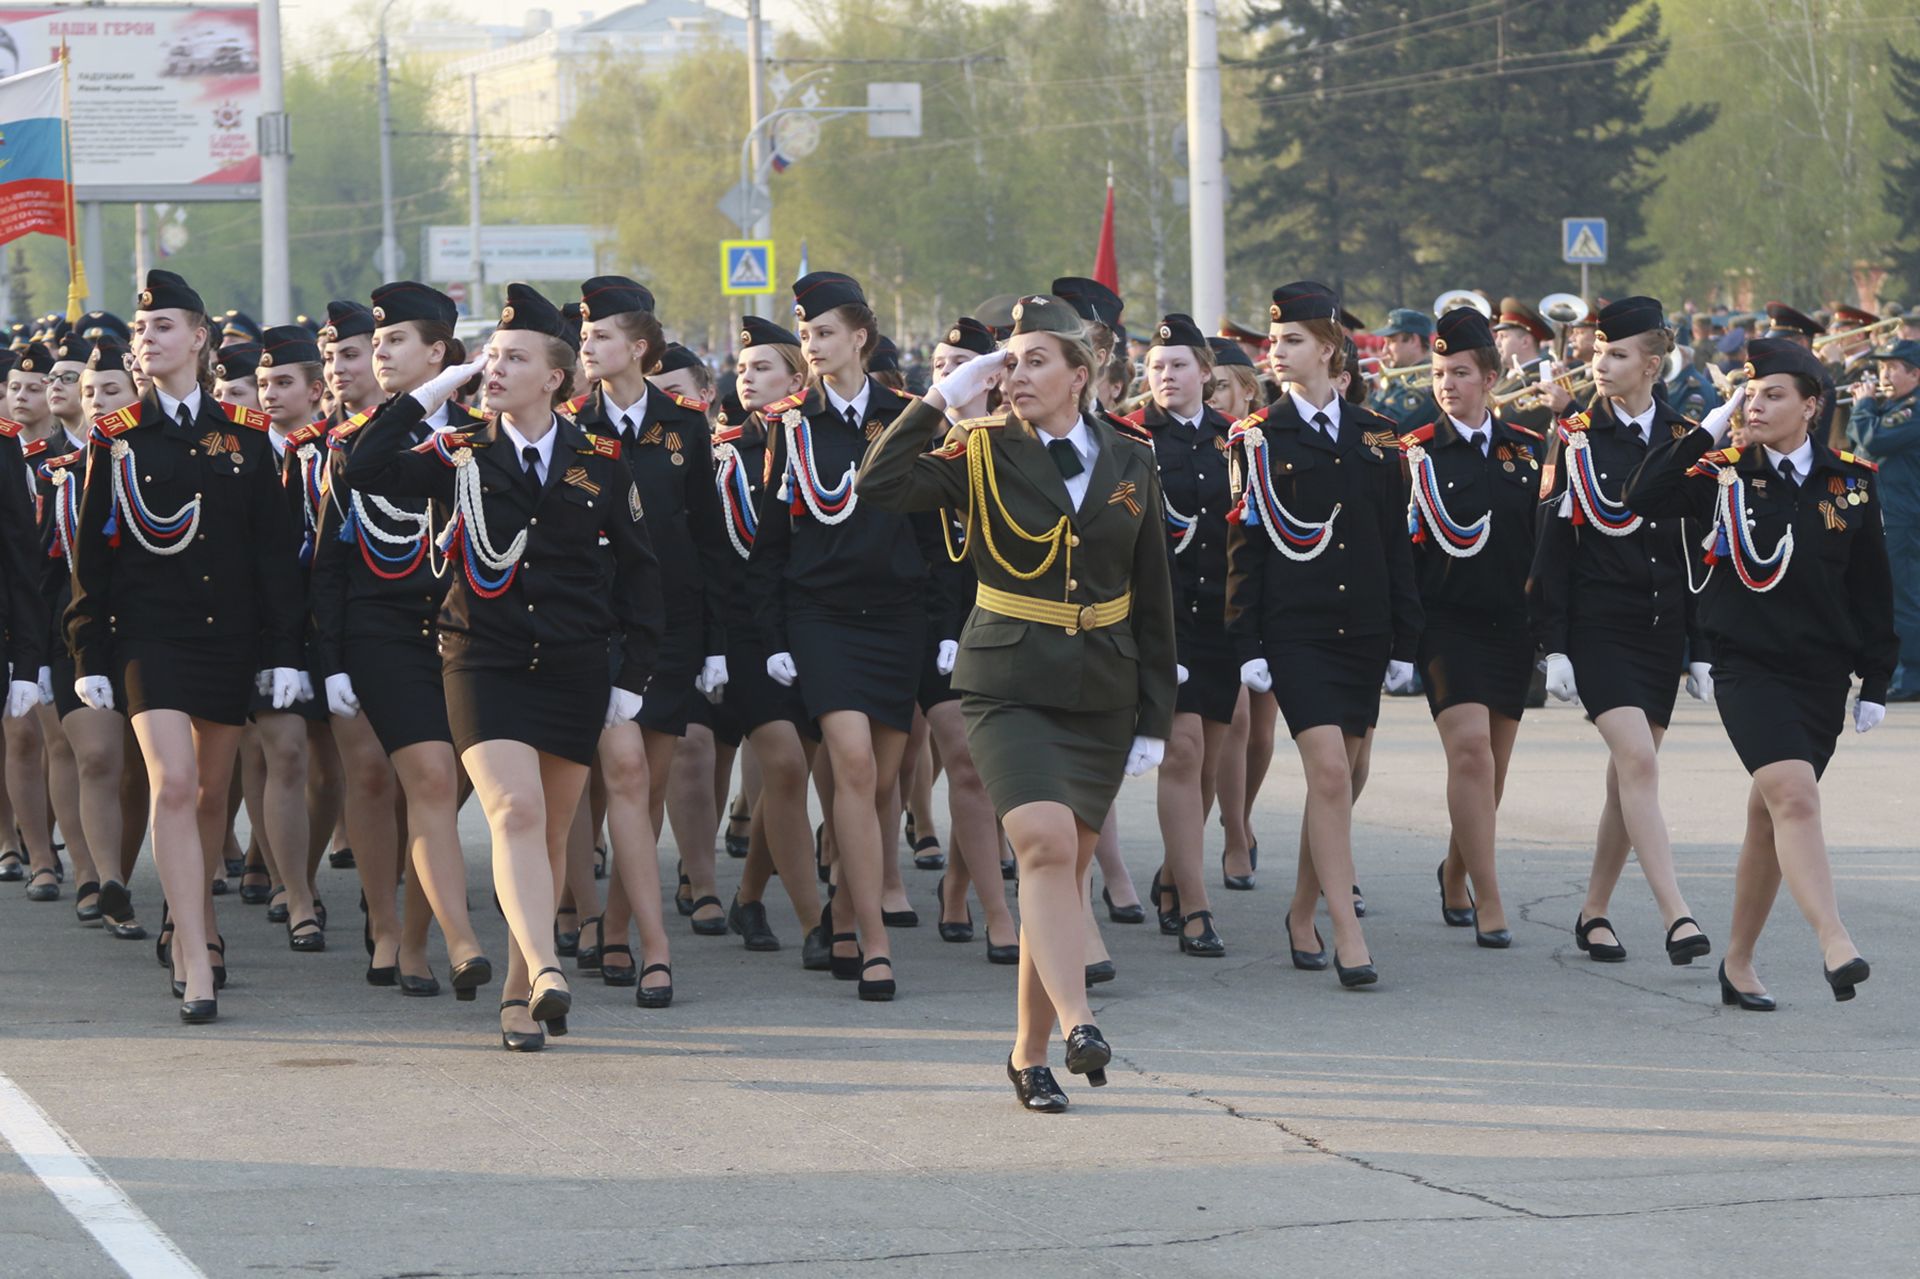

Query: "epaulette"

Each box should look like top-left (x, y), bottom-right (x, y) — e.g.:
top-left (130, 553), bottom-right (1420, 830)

top-left (22, 437), bottom-right (49, 459)
top-left (1398, 423), bottom-right (1436, 450)
top-left (327, 408), bottom-right (374, 448)
top-left (1836, 448), bottom-right (1879, 472)
top-left (220, 400), bottom-right (271, 432)
top-left (954, 414), bottom-right (1005, 433)
top-left (669, 392), bottom-right (709, 414)
top-left (287, 421), bottom-right (326, 448)
top-left (46, 449), bottom-right (83, 470)
top-left (1107, 412), bottom-right (1153, 447)
top-left (92, 404), bottom-right (141, 437)
top-left (1504, 421), bottom-right (1544, 441)
top-left (1121, 408), bottom-right (1147, 428)
top-left (712, 424), bottom-right (745, 445)
top-left (0, 417), bottom-right (23, 439)
top-left (1556, 411), bottom-right (1591, 434)
top-left (764, 391), bottom-right (807, 416)
top-left (564, 392), bottom-right (591, 416)
top-left (587, 434), bottom-right (621, 459)
top-left (1233, 405), bottom-right (1272, 433)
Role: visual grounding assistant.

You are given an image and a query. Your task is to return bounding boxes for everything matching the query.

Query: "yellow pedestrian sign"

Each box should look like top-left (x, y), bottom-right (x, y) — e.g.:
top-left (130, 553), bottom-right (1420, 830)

top-left (721, 240), bottom-right (776, 296)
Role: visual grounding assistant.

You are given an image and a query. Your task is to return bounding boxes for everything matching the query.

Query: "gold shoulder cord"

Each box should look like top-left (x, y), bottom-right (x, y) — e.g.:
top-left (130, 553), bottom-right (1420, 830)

top-left (963, 426), bottom-right (1072, 594)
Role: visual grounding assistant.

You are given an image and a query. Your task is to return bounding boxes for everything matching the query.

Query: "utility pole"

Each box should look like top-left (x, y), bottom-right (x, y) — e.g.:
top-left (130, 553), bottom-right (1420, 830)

top-left (258, 0), bottom-right (291, 322)
top-left (377, 0), bottom-right (400, 282)
top-left (745, 0), bottom-right (769, 319)
top-left (1185, 0), bottom-right (1226, 329)
top-left (468, 73), bottom-right (484, 316)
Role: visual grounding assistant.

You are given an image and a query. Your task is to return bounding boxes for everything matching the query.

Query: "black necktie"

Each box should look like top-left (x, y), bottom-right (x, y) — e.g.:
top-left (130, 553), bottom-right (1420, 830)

top-left (1312, 410), bottom-right (1333, 440)
top-left (176, 403), bottom-right (193, 432)
top-left (521, 445), bottom-right (542, 491)
top-left (1778, 459), bottom-right (1798, 494)
top-left (620, 413), bottom-right (635, 444)
top-left (844, 405), bottom-right (860, 433)
top-left (1047, 438), bottom-right (1084, 480)
top-left (1466, 430), bottom-right (1485, 456)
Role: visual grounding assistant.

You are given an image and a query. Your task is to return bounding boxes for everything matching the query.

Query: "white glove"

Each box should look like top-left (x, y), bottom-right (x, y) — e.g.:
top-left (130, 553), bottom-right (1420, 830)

top-left (1686, 661), bottom-right (1715, 704)
top-left (695, 655), bottom-right (729, 699)
top-left (767, 652), bottom-right (798, 686)
top-left (935, 639), bottom-right (958, 676)
top-left (75, 676), bottom-right (113, 712)
top-left (1699, 385), bottom-right (1747, 446)
top-left (325, 672), bottom-right (360, 718)
top-left (267, 667), bottom-right (300, 710)
top-left (1384, 660), bottom-right (1415, 694)
top-left (1123, 735), bottom-right (1166, 777)
top-left (605, 687), bottom-right (644, 727)
top-left (1175, 663), bottom-right (1190, 686)
top-left (930, 349), bottom-right (1007, 412)
top-left (409, 353), bottom-right (488, 413)
top-left (1544, 653), bottom-right (1578, 703)
top-left (35, 667), bottom-right (52, 705)
top-left (1854, 699), bottom-right (1886, 734)
top-left (1240, 658), bottom-right (1272, 693)
top-left (254, 669), bottom-right (272, 697)
top-left (296, 671), bottom-right (315, 703)
top-left (5, 680), bottom-right (38, 718)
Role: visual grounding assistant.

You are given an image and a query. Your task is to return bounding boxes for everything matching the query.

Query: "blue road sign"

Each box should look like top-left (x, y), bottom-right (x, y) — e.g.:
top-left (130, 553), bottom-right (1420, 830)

top-left (1562, 218), bottom-right (1608, 266)
top-left (721, 240), bottom-right (775, 296)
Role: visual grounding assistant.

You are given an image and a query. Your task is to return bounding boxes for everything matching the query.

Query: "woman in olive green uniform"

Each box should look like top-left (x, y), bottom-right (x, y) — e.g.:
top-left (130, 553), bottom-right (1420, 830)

top-left (859, 295), bottom-right (1176, 1113)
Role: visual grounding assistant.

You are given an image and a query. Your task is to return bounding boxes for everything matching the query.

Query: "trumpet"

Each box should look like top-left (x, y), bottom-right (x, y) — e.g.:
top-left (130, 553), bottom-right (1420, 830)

top-left (1813, 315), bottom-right (1899, 352)
top-left (1372, 363), bottom-right (1432, 387)
top-left (1492, 362), bottom-right (1592, 411)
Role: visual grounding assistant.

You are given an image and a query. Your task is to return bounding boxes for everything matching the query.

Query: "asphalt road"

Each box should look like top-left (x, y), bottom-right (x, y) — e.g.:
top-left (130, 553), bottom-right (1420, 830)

top-left (2, 694), bottom-right (1917, 1277)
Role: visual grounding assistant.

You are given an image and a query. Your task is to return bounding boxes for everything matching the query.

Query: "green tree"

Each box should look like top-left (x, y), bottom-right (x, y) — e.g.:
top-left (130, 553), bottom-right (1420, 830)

top-left (1882, 44), bottom-right (1920, 299)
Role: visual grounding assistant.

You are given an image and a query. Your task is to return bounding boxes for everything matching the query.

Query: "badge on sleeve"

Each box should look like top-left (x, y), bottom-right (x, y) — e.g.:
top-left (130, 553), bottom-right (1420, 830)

top-left (628, 482), bottom-right (644, 521)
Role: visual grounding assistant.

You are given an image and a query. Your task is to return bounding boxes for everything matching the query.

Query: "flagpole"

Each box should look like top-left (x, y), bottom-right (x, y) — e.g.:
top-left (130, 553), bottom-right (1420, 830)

top-left (58, 41), bottom-right (88, 320)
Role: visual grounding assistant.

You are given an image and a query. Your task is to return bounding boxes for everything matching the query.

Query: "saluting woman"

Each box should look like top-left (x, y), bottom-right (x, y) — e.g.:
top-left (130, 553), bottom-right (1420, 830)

top-left (1402, 308), bottom-right (1546, 947)
top-left (67, 269), bottom-right (305, 1023)
top-left (1529, 297), bottom-right (1711, 968)
top-left (344, 283), bottom-right (663, 1050)
top-left (1626, 338), bottom-right (1887, 1007)
top-left (860, 295), bottom-right (1176, 1112)
top-left (747, 271), bottom-right (936, 1001)
top-left (1226, 282), bottom-right (1423, 989)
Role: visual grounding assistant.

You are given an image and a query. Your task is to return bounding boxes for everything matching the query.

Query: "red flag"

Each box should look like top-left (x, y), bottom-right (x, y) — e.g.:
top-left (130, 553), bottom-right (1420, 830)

top-left (1092, 174), bottom-right (1118, 293)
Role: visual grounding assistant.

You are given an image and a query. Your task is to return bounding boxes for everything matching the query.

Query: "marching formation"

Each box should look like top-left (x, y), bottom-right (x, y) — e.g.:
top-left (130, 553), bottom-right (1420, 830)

top-left (0, 264), bottom-right (1902, 1112)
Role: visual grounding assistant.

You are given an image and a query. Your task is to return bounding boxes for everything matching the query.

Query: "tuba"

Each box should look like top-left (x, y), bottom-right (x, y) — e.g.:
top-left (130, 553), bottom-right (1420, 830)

top-left (1433, 288), bottom-right (1492, 319)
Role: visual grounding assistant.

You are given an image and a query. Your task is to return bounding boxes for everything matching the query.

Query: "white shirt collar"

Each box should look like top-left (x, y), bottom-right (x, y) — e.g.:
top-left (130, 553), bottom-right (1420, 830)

top-left (63, 428), bottom-right (86, 454)
top-left (823, 378), bottom-right (871, 426)
top-left (423, 400), bottom-right (452, 432)
top-left (1763, 435), bottom-right (1815, 480)
top-left (1287, 387), bottom-right (1342, 435)
top-left (1061, 416), bottom-right (1098, 465)
top-left (267, 428), bottom-right (288, 459)
top-left (157, 385), bottom-right (203, 425)
top-left (1612, 398), bottom-right (1657, 443)
top-left (604, 384), bottom-right (648, 434)
top-left (500, 415), bottom-right (560, 479)
top-left (1448, 411), bottom-right (1494, 453)
top-left (1164, 400), bottom-right (1205, 431)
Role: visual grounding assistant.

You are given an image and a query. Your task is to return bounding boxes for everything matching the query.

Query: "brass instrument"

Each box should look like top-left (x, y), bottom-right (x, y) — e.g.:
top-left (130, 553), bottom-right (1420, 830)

top-left (1706, 362), bottom-right (1749, 396)
top-left (1372, 363), bottom-right (1432, 387)
top-left (1492, 362), bottom-right (1592, 411)
top-left (1433, 288), bottom-right (1492, 319)
top-left (1540, 292), bottom-right (1590, 326)
top-left (1812, 315), bottom-right (1899, 353)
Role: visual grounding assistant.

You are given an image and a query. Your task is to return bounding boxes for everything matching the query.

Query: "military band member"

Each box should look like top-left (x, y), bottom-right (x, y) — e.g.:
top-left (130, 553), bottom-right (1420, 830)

top-left (0, 341), bottom-right (57, 904)
top-left (1847, 338), bottom-right (1920, 699)
top-left (859, 293), bottom-right (1176, 1111)
top-left (1528, 296), bottom-right (1712, 969)
top-left (1491, 297), bottom-right (1567, 434)
top-left (1564, 305), bottom-right (1599, 367)
top-left (1367, 308), bottom-right (1439, 430)
top-left (1763, 302), bottom-right (1824, 349)
top-left (1626, 338), bottom-right (1889, 1008)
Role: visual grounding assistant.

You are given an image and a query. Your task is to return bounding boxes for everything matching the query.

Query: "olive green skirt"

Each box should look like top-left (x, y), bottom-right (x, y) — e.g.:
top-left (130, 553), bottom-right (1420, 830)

top-left (961, 693), bottom-right (1137, 830)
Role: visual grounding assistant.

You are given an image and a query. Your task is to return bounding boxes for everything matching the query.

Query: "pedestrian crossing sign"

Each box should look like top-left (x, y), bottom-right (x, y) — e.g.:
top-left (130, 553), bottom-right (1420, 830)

top-left (721, 240), bottom-right (776, 296)
top-left (1562, 217), bottom-right (1607, 265)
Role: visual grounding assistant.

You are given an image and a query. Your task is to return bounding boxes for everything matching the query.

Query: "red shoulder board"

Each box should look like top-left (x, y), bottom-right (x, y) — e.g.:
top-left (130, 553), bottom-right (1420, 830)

top-left (670, 392), bottom-right (709, 414)
top-left (590, 434), bottom-right (621, 459)
top-left (92, 404), bottom-right (142, 438)
top-left (1398, 423), bottom-right (1437, 450)
top-left (0, 417), bottom-right (22, 439)
top-left (287, 421), bottom-right (326, 447)
top-left (1837, 449), bottom-right (1879, 472)
top-left (22, 436), bottom-right (49, 459)
top-left (1505, 421), bottom-right (1544, 441)
top-left (564, 392), bottom-right (591, 416)
top-left (1121, 408), bottom-right (1147, 427)
top-left (764, 391), bottom-right (807, 416)
top-left (220, 401), bottom-right (271, 432)
top-left (1555, 411), bottom-right (1591, 435)
top-left (47, 449), bottom-right (84, 470)
top-left (1107, 412), bottom-right (1152, 446)
top-left (712, 425), bottom-right (745, 445)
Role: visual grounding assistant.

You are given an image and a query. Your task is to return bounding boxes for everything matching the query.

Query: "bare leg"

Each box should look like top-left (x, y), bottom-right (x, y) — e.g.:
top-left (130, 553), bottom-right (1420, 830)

top-left (1288, 726), bottom-right (1369, 967)
top-left (1219, 687), bottom-right (1254, 879)
top-left (599, 720), bottom-right (671, 993)
top-left (392, 741), bottom-right (483, 968)
top-left (5, 713), bottom-right (55, 882)
top-left (40, 705), bottom-right (100, 890)
top-left (254, 712), bottom-right (317, 944)
top-left (926, 701), bottom-right (1014, 942)
top-left (1585, 709), bottom-right (1701, 945)
top-left (1722, 780), bottom-right (1780, 994)
top-left (1004, 803), bottom-right (1098, 1067)
top-left (1752, 759), bottom-right (1860, 973)
top-left (1434, 704), bottom-right (1506, 933)
top-left (63, 707), bottom-right (131, 918)
top-left (736, 723), bottom-right (821, 931)
top-left (817, 711), bottom-right (903, 980)
top-left (1156, 712), bottom-right (1226, 945)
top-left (665, 723), bottom-right (722, 924)
top-left (330, 710), bottom-right (403, 969)
top-left (1091, 806), bottom-right (1134, 906)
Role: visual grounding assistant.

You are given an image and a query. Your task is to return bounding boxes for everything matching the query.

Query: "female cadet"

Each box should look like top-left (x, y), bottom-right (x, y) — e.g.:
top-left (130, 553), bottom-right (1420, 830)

top-left (1529, 297), bottom-right (1712, 967)
top-left (1402, 308), bottom-right (1546, 947)
top-left (1227, 282), bottom-right (1422, 988)
top-left (859, 294), bottom-right (1176, 1112)
top-left (1626, 338), bottom-right (1888, 1007)
top-left (569, 275), bottom-right (725, 1004)
top-left (716, 318), bottom-right (829, 966)
top-left (1, 342), bottom-right (57, 905)
top-left (747, 271), bottom-right (933, 1001)
top-left (1127, 315), bottom-right (1233, 958)
top-left (311, 285), bottom-right (490, 995)
top-left (344, 283), bottom-right (662, 1050)
top-left (68, 269), bottom-right (305, 1023)
top-left (917, 316), bottom-right (1019, 964)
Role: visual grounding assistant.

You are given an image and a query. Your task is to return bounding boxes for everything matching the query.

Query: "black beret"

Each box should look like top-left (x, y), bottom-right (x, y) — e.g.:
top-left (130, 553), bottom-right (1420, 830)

top-left (370, 281), bottom-right (456, 330)
top-left (1593, 295), bottom-right (1667, 343)
top-left (8, 322), bottom-right (29, 351)
top-left (792, 271), bottom-right (866, 322)
top-left (1149, 313), bottom-right (1208, 350)
top-left (1432, 307), bottom-right (1496, 356)
top-left (1744, 336), bottom-right (1828, 385)
top-left (79, 311), bottom-right (130, 343)
top-left (87, 336), bottom-right (132, 373)
top-left (656, 343), bottom-right (703, 375)
top-left (715, 371), bottom-right (746, 428)
top-left (319, 299), bottom-right (376, 343)
top-left (137, 269), bottom-right (205, 316)
top-left (53, 333), bottom-right (93, 366)
top-left (739, 315), bottom-right (800, 349)
top-left (13, 341), bottom-right (54, 374)
top-left (1009, 294), bottom-right (1084, 338)
top-left (1051, 277), bottom-right (1123, 327)
top-left (1339, 308), bottom-right (1366, 333)
top-left (47, 316), bottom-right (71, 343)
top-left (579, 275), bottom-right (655, 322)
top-left (213, 341), bottom-right (261, 383)
top-left (1206, 336), bottom-right (1255, 369)
top-left (1764, 302), bottom-right (1825, 339)
top-left (496, 282), bottom-right (564, 338)
top-left (221, 310), bottom-right (261, 344)
top-left (259, 324), bottom-right (322, 369)
top-left (557, 302), bottom-right (583, 351)
top-left (868, 336), bottom-right (901, 374)
top-left (939, 316), bottom-right (995, 356)
top-left (1269, 281), bottom-right (1340, 324)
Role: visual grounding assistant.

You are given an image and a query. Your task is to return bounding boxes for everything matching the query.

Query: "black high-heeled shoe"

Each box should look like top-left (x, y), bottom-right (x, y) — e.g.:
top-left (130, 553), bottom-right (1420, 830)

top-left (98, 881), bottom-right (146, 940)
top-left (180, 996), bottom-right (218, 1025)
top-left (575, 915), bottom-right (604, 972)
top-left (288, 917), bottom-right (326, 953)
top-left (1083, 960), bottom-right (1116, 986)
top-left (499, 999), bottom-right (545, 1053)
top-left (1221, 849), bottom-right (1255, 892)
top-left (857, 956), bottom-right (895, 1002)
top-left (675, 863), bottom-right (695, 917)
top-left (599, 944), bottom-right (637, 986)
top-left (729, 896), bottom-right (781, 951)
top-left (984, 924), bottom-right (1019, 966)
top-left (265, 889), bottom-right (289, 925)
top-left (238, 865), bottom-right (273, 905)
top-left (399, 969), bottom-right (441, 997)
top-left (74, 881), bottom-right (102, 925)
top-left (1148, 869), bottom-right (1181, 935)
top-left (1102, 887), bottom-right (1145, 924)
top-left (1575, 914), bottom-right (1627, 963)
top-left (155, 902), bottom-right (173, 968)
top-left (367, 964), bottom-right (397, 987)
top-left (828, 932), bottom-right (861, 981)
top-left (723, 803), bottom-right (750, 858)
top-left (1064, 1023), bottom-right (1110, 1087)
top-left (554, 905), bottom-right (580, 957)
top-left (1287, 921), bottom-right (1329, 971)
top-left (935, 876), bottom-right (974, 943)
top-left (529, 966), bottom-right (572, 1024)
top-left (911, 834), bottom-right (946, 871)
top-left (1000, 855), bottom-right (1017, 881)
top-left (814, 823), bottom-right (830, 883)
top-left (1179, 910), bottom-right (1226, 957)
top-left (25, 867), bottom-right (59, 902)
top-left (636, 963), bottom-right (673, 1008)
top-left (1437, 863), bottom-right (1475, 927)
top-left (1718, 962), bottom-right (1775, 1011)
top-left (1351, 884), bottom-right (1367, 918)
top-left (801, 924), bottom-right (831, 971)
top-left (208, 937), bottom-right (226, 991)
top-left (881, 906), bottom-right (920, 928)
top-left (328, 846), bottom-right (355, 870)
top-left (1825, 956), bottom-right (1870, 1002)
top-left (1334, 949), bottom-right (1379, 988)
top-left (689, 895), bottom-right (728, 936)
top-left (1007, 1056), bottom-right (1068, 1112)
top-left (0, 849), bottom-right (22, 882)
top-left (1665, 916), bottom-right (1712, 966)
top-left (450, 956), bottom-right (492, 1002)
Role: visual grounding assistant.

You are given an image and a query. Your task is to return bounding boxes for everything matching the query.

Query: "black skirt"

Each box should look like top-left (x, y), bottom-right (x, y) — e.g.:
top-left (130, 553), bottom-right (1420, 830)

top-left (632, 608), bottom-right (704, 738)
top-left (1568, 625), bottom-right (1685, 729)
top-left (1265, 635), bottom-right (1391, 739)
top-left (788, 607), bottom-right (925, 734)
top-left (690, 689), bottom-right (744, 749)
top-left (1419, 618), bottom-right (1535, 722)
top-left (446, 651), bottom-right (609, 767)
top-left (347, 635), bottom-right (451, 754)
top-left (720, 635), bottom-right (815, 739)
top-left (962, 693), bottom-right (1134, 830)
top-left (249, 677), bottom-right (330, 724)
top-left (916, 646), bottom-right (960, 712)
top-left (118, 636), bottom-right (255, 726)
top-left (1176, 617), bottom-right (1240, 725)
top-left (1714, 660), bottom-right (1851, 779)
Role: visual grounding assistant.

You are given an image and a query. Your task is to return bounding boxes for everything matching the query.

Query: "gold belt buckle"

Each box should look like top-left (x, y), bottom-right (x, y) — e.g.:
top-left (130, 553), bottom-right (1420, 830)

top-left (1076, 603), bottom-right (1097, 633)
